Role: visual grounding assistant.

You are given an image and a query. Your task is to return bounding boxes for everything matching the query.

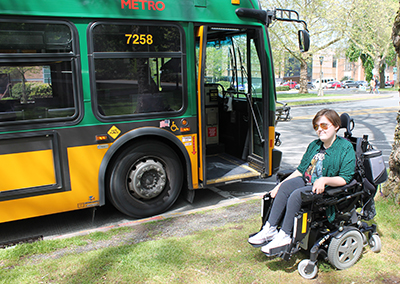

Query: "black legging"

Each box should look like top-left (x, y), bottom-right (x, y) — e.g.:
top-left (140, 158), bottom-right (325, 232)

top-left (268, 176), bottom-right (312, 235)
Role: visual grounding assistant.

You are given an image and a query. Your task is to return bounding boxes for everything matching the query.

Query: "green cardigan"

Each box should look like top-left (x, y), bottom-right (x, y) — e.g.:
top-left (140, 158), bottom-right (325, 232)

top-left (297, 136), bottom-right (356, 184)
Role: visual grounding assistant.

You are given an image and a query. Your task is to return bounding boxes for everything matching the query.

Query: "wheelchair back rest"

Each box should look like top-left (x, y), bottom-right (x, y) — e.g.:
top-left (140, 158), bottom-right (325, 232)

top-left (340, 113), bottom-right (354, 138)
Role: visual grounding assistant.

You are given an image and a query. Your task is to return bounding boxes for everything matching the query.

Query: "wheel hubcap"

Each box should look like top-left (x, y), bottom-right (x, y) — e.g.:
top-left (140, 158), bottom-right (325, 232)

top-left (338, 236), bottom-right (360, 264)
top-left (128, 159), bottom-right (167, 199)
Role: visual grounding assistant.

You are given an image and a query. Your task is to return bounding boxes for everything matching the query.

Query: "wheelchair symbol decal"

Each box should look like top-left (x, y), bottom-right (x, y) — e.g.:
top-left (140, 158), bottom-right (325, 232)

top-left (170, 121), bottom-right (179, 132)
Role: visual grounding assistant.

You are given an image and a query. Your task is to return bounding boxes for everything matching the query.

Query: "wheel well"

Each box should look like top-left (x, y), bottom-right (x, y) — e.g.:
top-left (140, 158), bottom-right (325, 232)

top-left (104, 135), bottom-right (189, 199)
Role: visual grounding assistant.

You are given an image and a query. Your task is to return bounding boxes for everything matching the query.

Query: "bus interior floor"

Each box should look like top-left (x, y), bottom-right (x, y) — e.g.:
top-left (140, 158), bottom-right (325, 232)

top-left (206, 153), bottom-right (260, 185)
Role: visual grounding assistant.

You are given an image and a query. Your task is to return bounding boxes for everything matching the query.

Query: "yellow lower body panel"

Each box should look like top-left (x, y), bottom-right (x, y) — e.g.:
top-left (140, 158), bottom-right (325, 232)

top-left (0, 144), bottom-right (109, 224)
top-left (0, 150), bottom-right (56, 191)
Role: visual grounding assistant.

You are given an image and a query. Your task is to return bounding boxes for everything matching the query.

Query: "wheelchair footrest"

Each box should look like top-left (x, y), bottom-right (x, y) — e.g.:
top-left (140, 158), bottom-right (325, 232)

top-left (263, 244), bottom-right (290, 257)
top-left (247, 232), bottom-right (270, 248)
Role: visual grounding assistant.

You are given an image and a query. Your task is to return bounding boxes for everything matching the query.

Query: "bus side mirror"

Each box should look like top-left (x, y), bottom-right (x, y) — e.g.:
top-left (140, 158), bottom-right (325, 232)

top-left (298, 30), bottom-right (310, 52)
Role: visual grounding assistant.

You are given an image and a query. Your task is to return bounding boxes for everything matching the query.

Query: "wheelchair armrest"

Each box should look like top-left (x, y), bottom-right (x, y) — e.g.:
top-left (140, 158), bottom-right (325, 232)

top-left (276, 169), bottom-right (295, 182)
top-left (300, 179), bottom-right (358, 202)
top-left (324, 180), bottom-right (358, 196)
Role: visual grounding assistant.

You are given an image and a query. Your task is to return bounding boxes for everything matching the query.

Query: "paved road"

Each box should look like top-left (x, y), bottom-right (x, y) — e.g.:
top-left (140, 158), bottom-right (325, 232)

top-left (1, 93), bottom-right (398, 244)
top-left (277, 94), bottom-right (398, 171)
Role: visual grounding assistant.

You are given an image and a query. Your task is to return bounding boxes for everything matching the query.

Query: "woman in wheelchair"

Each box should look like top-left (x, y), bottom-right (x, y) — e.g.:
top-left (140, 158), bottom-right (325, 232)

top-left (248, 109), bottom-right (356, 254)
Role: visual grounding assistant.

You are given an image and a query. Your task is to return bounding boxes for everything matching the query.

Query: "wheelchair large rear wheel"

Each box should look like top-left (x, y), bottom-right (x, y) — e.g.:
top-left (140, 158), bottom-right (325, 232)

top-left (328, 230), bottom-right (363, 270)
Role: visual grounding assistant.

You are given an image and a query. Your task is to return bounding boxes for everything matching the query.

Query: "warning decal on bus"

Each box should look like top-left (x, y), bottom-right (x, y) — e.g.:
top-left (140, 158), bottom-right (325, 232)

top-left (108, 126), bottom-right (121, 139)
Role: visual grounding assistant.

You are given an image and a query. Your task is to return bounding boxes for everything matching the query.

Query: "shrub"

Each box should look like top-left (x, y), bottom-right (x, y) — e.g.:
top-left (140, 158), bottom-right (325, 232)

top-left (10, 82), bottom-right (52, 99)
top-left (29, 82), bottom-right (52, 98)
top-left (10, 82), bottom-right (31, 99)
top-left (276, 86), bottom-right (290, 91)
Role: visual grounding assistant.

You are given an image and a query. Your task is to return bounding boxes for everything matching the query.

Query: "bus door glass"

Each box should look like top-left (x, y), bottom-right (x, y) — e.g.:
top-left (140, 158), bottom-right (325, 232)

top-left (196, 26), bottom-right (268, 186)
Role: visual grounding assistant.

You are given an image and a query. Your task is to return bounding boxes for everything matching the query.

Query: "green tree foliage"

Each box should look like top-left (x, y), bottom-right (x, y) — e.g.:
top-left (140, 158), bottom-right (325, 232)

top-left (340, 0), bottom-right (397, 86)
top-left (346, 43), bottom-right (375, 82)
top-left (264, 0), bottom-right (396, 89)
top-left (262, 0), bottom-right (343, 94)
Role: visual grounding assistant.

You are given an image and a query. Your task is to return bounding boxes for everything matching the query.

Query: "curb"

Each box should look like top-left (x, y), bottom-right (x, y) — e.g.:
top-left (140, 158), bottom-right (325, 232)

top-left (45, 192), bottom-right (264, 241)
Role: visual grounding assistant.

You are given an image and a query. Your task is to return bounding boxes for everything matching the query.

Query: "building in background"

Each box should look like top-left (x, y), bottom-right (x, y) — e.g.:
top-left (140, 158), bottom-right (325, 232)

top-left (311, 52), bottom-right (395, 82)
top-left (277, 51), bottom-right (395, 85)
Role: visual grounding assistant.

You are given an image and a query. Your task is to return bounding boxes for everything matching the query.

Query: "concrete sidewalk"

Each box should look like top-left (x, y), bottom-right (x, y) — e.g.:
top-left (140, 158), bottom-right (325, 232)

top-left (277, 89), bottom-right (397, 103)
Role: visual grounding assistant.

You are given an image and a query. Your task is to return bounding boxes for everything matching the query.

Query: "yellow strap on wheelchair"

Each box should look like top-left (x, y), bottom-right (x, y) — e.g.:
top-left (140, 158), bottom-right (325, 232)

top-left (302, 212), bottom-right (308, 234)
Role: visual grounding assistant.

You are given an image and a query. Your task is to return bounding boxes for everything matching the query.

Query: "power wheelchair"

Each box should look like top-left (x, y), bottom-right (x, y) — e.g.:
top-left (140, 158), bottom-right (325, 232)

top-left (249, 113), bottom-right (387, 279)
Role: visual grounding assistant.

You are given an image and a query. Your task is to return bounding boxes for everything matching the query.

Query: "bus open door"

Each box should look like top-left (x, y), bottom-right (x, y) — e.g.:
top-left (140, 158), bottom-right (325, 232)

top-left (196, 24), bottom-right (275, 187)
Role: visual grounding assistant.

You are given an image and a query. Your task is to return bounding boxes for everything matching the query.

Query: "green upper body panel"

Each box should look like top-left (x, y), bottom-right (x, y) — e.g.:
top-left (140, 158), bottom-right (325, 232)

top-left (0, 0), bottom-right (261, 25)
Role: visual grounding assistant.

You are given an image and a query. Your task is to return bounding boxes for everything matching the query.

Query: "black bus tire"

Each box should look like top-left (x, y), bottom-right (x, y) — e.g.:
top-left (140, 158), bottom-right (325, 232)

top-left (108, 141), bottom-right (183, 218)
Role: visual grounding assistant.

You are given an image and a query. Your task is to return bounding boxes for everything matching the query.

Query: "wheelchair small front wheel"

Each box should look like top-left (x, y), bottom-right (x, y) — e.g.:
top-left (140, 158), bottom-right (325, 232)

top-left (328, 230), bottom-right (363, 270)
top-left (369, 234), bottom-right (381, 253)
top-left (298, 259), bottom-right (318, 279)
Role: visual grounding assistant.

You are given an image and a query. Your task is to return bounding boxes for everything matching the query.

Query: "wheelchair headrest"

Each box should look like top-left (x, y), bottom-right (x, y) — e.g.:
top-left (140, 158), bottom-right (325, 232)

top-left (340, 113), bottom-right (354, 137)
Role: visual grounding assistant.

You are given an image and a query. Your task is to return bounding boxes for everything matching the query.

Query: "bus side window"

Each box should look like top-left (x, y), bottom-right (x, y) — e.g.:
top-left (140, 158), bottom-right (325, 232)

top-left (0, 62), bottom-right (76, 122)
top-left (90, 23), bottom-right (184, 118)
top-left (0, 21), bottom-right (78, 124)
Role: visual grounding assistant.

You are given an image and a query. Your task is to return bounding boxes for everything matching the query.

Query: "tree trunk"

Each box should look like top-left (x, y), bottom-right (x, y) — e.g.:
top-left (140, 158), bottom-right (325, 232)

top-left (392, 5), bottom-right (400, 55)
top-left (397, 55), bottom-right (400, 89)
top-left (20, 73), bottom-right (27, 104)
top-left (379, 63), bottom-right (385, 89)
top-left (383, 2), bottom-right (400, 204)
top-left (298, 53), bottom-right (309, 94)
top-left (382, 111), bottom-right (400, 204)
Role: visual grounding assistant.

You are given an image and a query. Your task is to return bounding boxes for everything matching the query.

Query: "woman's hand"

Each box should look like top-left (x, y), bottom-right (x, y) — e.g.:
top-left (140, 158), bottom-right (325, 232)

top-left (270, 184), bottom-right (280, 198)
top-left (270, 170), bottom-right (302, 198)
top-left (312, 178), bottom-right (326, 194)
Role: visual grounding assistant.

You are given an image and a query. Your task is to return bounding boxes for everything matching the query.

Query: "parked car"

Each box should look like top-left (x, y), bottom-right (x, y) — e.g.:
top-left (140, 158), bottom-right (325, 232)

top-left (341, 80), bottom-right (359, 88)
top-left (314, 77), bottom-right (335, 89)
top-left (326, 81), bottom-right (343, 89)
top-left (281, 81), bottom-right (297, 89)
top-left (356, 80), bottom-right (368, 87)
top-left (295, 82), bottom-right (315, 89)
top-left (385, 80), bottom-right (394, 87)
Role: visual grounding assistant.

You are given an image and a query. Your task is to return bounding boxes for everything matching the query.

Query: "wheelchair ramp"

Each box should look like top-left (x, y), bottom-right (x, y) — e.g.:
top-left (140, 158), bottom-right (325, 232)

top-left (206, 153), bottom-right (260, 185)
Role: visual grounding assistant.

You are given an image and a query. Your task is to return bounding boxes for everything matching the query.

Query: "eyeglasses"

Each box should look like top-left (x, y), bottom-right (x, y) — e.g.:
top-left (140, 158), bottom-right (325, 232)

top-left (313, 123), bottom-right (331, 131)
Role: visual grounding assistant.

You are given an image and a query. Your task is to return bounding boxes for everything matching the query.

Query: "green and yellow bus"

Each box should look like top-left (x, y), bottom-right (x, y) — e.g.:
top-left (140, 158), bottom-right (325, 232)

top-left (0, 0), bottom-right (309, 223)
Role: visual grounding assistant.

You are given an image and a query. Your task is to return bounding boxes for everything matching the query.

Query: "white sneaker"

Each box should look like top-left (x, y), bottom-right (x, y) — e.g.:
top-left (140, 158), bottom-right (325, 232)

top-left (248, 223), bottom-right (277, 245)
top-left (261, 230), bottom-right (291, 254)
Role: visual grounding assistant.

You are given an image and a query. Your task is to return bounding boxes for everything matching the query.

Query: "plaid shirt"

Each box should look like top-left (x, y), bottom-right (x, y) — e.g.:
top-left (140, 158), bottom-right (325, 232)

top-left (297, 136), bottom-right (355, 184)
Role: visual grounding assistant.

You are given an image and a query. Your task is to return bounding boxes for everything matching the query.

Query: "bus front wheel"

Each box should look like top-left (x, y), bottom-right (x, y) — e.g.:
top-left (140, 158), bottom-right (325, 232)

top-left (108, 141), bottom-right (183, 218)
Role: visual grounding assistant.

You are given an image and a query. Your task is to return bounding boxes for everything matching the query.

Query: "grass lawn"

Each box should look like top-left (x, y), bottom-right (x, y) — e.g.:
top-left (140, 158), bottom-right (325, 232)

top-left (0, 196), bottom-right (400, 283)
top-left (277, 92), bottom-right (388, 106)
top-left (277, 92), bottom-right (349, 100)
